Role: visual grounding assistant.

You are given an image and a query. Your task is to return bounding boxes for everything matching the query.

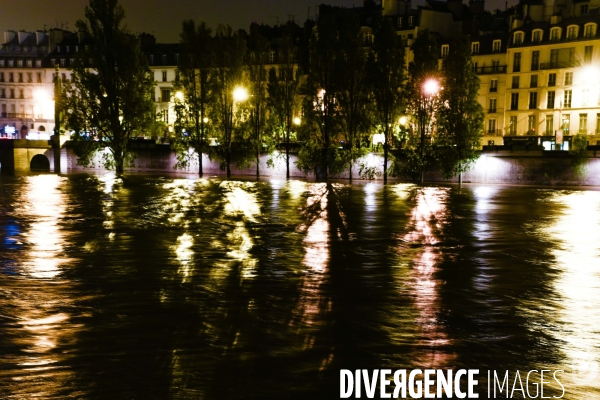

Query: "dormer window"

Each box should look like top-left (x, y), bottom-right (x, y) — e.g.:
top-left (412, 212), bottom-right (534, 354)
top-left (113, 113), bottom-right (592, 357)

top-left (584, 23), bottom-right (596, 38)
top-left (581, 4), bottom-right (589, 15)
top-left (398, 17), bottom-right (403, 27)
top-left (550, 28), bottom-right (561, 42)
top-left (66, 46), bottom-right (70, 53)
top-left (492, 40), bottom-right (501, 52)
top-left (162, 54), bottom-right (167, 64)
top-left (567, 25), bottom-right (578, 40)
top-left (57, 45), bottom-right (60, 53)
top-left (408, 16), bottom-right (414, 27)
top-left (441, 44), bottom-right (449, 58)
top-left (514, 32), bottom-right (523, 45)
top-left (471, 42), bottom-right (480, 54)
top-left (532, 30), bottom-right (542, 43)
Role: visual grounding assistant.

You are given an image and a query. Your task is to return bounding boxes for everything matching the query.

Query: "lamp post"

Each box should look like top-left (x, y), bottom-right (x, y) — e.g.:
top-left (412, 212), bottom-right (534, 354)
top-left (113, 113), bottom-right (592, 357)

top-left (418, 77), bottom-right (440, 184)
top-left (52, 65), bottom-right (62, 173)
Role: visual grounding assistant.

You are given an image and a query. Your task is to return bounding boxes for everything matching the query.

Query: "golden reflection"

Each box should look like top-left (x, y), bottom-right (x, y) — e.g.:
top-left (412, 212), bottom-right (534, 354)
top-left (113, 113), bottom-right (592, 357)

top-left (18, 175), bottom-right (69, 279)
top-left (174, 233), bottom-right (194, 282)
top-left (7, 175), bottom-right (80, 394)
top-left (401, 187), bottom-right (455, 368)
top-left (542, 191), bottom-right (600, 392)
top-left (295, 183), bottom-right (330, 332)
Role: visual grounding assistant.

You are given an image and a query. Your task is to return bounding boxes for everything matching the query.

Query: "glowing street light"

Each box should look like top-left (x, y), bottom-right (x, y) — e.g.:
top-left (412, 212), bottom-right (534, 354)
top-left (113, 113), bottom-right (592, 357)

top-left (399, 116), bottom-right (407, 126)
top-left (203, 117), bottom-right (209, 123)
top-left (293, 117), bottom-right (301, 126)
top-left (422, 78), bottom-right (441, 97)
top-left (233, 86), bottom-right (249, 103)
top-left (175, 91), bottom-right (184, 101)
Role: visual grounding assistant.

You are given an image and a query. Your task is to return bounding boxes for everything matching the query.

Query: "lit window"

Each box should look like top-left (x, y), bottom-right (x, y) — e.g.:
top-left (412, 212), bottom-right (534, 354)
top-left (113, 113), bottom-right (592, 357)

top-left (567, 26), bottom-right (578, 40)
top-left (471, 42), bottom-right (480, 54)
top-left (514, 32), bottom-right (523, 45)
top-left (492, 40), bottom-right (501, 52)
top-left (441, 45), bottom-right (449, 58)
top-left (550, 28), bottom-right (560, 42)
top-left (532, 30), bottom-right (542, 43)
top-left (579, 113), bottom-right (588, 133)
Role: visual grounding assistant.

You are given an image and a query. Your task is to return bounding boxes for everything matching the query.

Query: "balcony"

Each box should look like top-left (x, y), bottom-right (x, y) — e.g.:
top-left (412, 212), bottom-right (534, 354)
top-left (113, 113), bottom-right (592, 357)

top-left (475, 65), bottom-right (507, 75)
top-left (540, 61), bottom-right (576, 70)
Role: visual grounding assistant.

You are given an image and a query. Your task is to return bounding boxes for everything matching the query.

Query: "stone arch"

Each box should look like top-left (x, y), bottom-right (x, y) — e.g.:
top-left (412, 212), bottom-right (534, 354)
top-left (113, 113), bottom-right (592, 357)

top-left (30, 154), bottom-right (50, 171)
top-left (38, 125), bottom-right (46, 131)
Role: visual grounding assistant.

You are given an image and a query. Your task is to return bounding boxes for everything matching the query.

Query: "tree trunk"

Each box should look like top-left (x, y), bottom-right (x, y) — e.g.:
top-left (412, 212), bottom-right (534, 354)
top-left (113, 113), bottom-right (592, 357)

top-left (226, 152), bottom-right (231, 179)
top-left (286, 127), bottom-right (290, 180)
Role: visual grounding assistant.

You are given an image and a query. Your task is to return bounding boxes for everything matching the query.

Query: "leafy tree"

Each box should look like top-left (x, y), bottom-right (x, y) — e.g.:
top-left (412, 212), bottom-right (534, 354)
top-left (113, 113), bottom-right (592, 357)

top-left (266, 34), bottom-right (303, 179)
top-left (435, 36), bottom-right (484, 183)
top-left (298, 12), bottom-right (342, 180)
top-left (403, 31), bottom-right (441, 183)
top-left (366, 18), bottom-right (406, 183)
top-left (172, 20), bottom-right (214, 176)
top-left (246, 33), bottom-right (270, 178)
top-left (333, 10), bottom-right (371, 181)
top-left (64, 0), bottom-right (155, 174)
top-left (210, 25), bottom-right (249, 178)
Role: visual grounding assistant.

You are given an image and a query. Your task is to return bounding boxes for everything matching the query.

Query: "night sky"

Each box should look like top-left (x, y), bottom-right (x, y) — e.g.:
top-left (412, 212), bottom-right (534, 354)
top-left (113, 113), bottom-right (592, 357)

top-left (3, 0), bottom-right (518, 43)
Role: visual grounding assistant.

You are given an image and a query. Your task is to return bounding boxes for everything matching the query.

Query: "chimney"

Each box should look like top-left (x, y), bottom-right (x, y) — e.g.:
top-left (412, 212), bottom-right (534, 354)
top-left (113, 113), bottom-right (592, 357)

top-left (469, 0), bottom-right (485, 15)
top-left (4, 30), bottom-right (16, 45)
top-left (35, 31), bottom-right (46, 45)
top-left (18, 31), bottom-right (32, 44)
top-left (447, 0), bottom-right (463, 17)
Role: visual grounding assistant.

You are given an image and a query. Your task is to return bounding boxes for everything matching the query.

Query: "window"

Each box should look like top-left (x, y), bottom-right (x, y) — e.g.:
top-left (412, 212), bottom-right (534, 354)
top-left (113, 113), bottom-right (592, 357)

top-left (9, 72), bottom-right (14, 82)
top-left (564, 90), bottom-right (572, 108)
top-left (532, 30), bottom-right (542, 43)
top-left (471, 42), bottom-right (480, 54)
top-left (0, 88), bottom-right (4, 98)
top-left (26, 59), bottom-right (32, 67)
top-left (398, 17), bottom-right (403, 27)
top-left (489, 98), bottom-right (497, 113)
top-left (513, 52), bottom-right (521, 72)
top-left (584, 46), bottom-right (593, 64)
top-left (581, 4), bottom-right (589, 15)
top-left (567, 26), bottom-right (578, 40)
top-left (18, 73), bottom-right (23, 83)
top-left (596, 113), bottom-right (600, 133)
top-left (441, 45), bottom-right (449, 58)
top-left (550, 28), bottom-right (560, 42)
top-left (529, 75), bottom-right (537, 88)
top-left (27, 72), bottom-right (32, 83)
top-left (161, 89), bottom-right (170, 102)
top-left (493, 40), bottom-right (501, 52)
top-left (511, 93), bottom-right (519, 110)
top-left (584, 24), bottom-right (596, 38)
top-left (565, 72), bottom-right (573, 86)
top-left (531, 50), bottom-right (539, 71)
top-left (0, 60), bottom-right (3, 67)
top-left (492, 60), bottom-right (500, 72)
top-left (562, 114), bottom-right (570, 134)
top-left (514, 32), bottom-right (523, 45)
top-left (10, 89), bottom-right (15, 99)
top-left (19, 89), bottom-right (24, 99)
top-left (162, 71), bottom-right (167, 82)
top-left (37, 73), bottom-right (42, 83)
top-left (547, 91), bottom-right (555, 109)
top-left (546, 115), bottom-right (554, 135)
top-left (528, 115), bottom-right (536, 134)
top-left (60, 59), bottom-right (66, 67)
top-left (162, 54), bottom-right (167, 64)
top-left (149, 54), bottom-right (154, 65)
top-left (490, 79), bottom-right (498, 92)
top-left (269, 51), bottom-right (275, 63)
top-left (548, 73), bottom-right (556, 87)
top-left (510, 116), bottom-right (517, 134)
top-left (0, 72), bottom-right (3, 82)
top-left (408, 16), bottom-right (414, 26)
top-left (36, 59), bottom-right (41, 67)
top-left (488, 119), bottom-right (496, 134)
top-left (579, 113), bottom-right (588, 133)
top-left (529, 92), bottom-right (538, 109)
top-left (512, 76), bottom-right (520, 89)
top-left (8, 60), bottom-right (13, 67)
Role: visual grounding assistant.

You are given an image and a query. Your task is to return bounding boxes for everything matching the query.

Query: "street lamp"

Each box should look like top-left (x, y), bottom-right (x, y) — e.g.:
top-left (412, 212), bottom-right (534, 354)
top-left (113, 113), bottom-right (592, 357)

top-left (293, 116), bottom-right (301, 126)
top-left (233, 86), bottom-right (249, 103)
top-left (417, 77), bottom-right (441, 184)
top-left (422, 78), bottom-right (441, 97)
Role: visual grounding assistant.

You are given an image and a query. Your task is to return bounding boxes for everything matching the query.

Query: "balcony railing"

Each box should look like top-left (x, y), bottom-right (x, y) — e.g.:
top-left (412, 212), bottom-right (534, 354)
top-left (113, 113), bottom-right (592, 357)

top-left (540, 61), bottom-right (577, 70)
top-left (475, 65), bottom-right (507, 75)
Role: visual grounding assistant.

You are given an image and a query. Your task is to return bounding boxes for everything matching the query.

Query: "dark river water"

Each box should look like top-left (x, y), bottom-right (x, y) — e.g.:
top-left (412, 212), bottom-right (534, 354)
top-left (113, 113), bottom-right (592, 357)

top-left (0, 173), bottom-right (599, 399)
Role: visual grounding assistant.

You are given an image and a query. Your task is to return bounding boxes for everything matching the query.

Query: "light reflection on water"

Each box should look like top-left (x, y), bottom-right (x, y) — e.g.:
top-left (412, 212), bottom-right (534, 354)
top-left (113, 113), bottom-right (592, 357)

top-left (0, 174), bottom-right (599, 399)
